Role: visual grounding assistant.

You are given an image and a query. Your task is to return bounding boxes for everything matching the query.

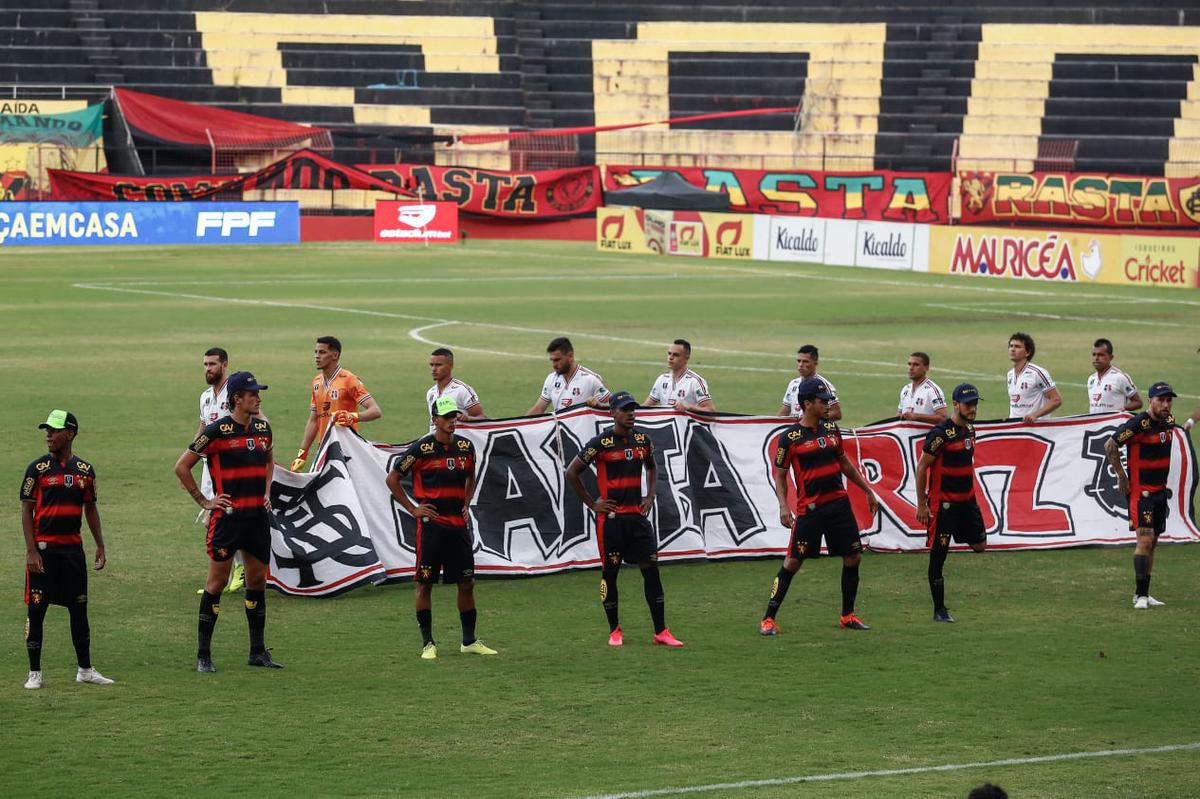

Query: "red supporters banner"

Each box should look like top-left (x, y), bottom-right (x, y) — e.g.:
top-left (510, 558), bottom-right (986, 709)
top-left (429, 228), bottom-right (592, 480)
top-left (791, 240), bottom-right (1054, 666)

top-left (358, 164), bottom-right (601, 218)
top-left (605, 167), bottom-right (952, 223)
top-left (959, 171), bottom-right (1200, 228)
top-left (50, 150), bottom-right (406, 201)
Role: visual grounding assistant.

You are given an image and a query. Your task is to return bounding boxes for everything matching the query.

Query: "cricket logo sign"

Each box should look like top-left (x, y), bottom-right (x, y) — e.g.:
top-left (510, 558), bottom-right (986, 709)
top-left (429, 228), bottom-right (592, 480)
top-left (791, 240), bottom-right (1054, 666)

top-left (374, 200), bottom-right (459, 243)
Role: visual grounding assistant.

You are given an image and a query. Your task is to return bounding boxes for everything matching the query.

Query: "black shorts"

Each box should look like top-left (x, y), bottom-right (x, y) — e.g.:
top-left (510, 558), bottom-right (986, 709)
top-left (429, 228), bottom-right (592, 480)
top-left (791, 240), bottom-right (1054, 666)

top-left (26, 544), bottom-right (87, 607)
top-left (788, 498), bottom-right (863, 559)
top-left (597, 513), bottom-right (657, 566)
top-left (929, 500), bottom-right (987, 547)
top-left (207, 510), bottom-right (271, 563)
top-left (415, 520), bottom-right (474, 584)
top-left (1130, 491), bottom-right (1169, 535)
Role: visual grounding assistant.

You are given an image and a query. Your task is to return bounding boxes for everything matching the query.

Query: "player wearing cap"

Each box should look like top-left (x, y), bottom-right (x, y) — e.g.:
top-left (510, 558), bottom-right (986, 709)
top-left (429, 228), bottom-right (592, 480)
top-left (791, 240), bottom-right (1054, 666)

top-left (291, 336), bottom-right (382, 472)
top-left (1087, 338), bottom-right (1142, 415)
top-left (760, 378), bottom-right (879, 635)
top-left (915, 384), bottom-right (987, 623)
top-left (898, 352), bottom-right (947, 424)
top-left (425, 348), bottom-right (485, 433)
top-left (565, 392), bottom-right (684, 648)
top-left (175, 371), bottom-right (283, 671)
top-left (1105, 381), bottom-right (1179, 610)
top-left (1006, 332), bottom-right (1061, 423)
top-left (20, 410), bottom-right (113, 690)
top-left (196, 346), bottom-right (250, 595)
top-left (643, 339), bottom-right (715, 412)
top-left (387, 396), bottom-right (497, 659)
top-left (779, 344), bottom-right (841, 422)
top-left (527, 336), bottom-right (610, 416)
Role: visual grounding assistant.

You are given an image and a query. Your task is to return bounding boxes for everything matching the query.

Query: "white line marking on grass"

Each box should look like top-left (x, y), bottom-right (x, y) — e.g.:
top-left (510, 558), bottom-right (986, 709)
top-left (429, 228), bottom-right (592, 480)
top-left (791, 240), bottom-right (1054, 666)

top-left (927, 302), bottom-right (1192, 329)
top-left (571, 741), bottom-right (1200, 799)
top-left (79, 273), bottom-right (744, 288)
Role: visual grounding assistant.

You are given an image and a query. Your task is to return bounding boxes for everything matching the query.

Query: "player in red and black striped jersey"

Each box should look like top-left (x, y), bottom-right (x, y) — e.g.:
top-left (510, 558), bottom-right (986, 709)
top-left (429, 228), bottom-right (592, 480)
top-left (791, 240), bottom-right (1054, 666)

top-left (174, 371), bottom-right (282, 672)
top-left (760, 378), bottom-right (879, 635)
top-left (566, 392), bottom-right (684, 648)
top-left (1106, 381), bottom-right (1179, 609)
top-left (915, 383), bottom-right (987, 624)
top-left (387, 395), bottom-right (497, 660)
top-left (19, 409), bottom-right (112, 689)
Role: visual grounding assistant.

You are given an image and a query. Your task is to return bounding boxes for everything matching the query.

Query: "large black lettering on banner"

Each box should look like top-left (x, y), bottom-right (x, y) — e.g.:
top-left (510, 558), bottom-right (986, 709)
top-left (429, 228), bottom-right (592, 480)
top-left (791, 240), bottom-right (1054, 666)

top-left (683, 424), bottom-right (767, 545)
top-left (270, 441), bottom-right (380, 588)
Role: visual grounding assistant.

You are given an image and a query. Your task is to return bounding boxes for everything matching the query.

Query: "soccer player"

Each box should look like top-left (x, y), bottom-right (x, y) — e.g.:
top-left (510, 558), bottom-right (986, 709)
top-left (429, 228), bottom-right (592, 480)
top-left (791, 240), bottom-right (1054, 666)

top-left (897, 352), bottom-right (947, 423)
top-left (20, 410), bottom-right (113, 690)
top-left (291, 336), bottom-right (382, 472)
top-left (197, 347), bottom-right (246, 594)
top-left (1087, 338), bottom-right (1142, 414)
top-left (643, 338), bottom-right (715, 412)
top-left (386, 396), bottom-right (497, 659)
top-left (779, 344), bottom-right (842, 422)
top-left (565, 392), bottom-right (684, 647)
top-left (1105, 381), bottom-right (1179, 609)
top-left (526, 336), bottom-right (610, 415)
top-left (915, 384), bottom-right (987, 623)
top-left (760, 378), bottom-right (878, 635)
top-left (1006, 332), bottom-right (1061, 423)
top-left (425, 347), bottom-right (485, 432)
top-left (174, 371), bottom-right (283, 671)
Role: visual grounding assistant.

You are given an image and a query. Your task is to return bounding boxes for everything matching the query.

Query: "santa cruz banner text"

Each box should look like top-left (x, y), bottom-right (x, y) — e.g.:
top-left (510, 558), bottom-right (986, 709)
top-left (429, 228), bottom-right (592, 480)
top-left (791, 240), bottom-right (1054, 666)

top-left (266, 409), bottom-right (1199, 596)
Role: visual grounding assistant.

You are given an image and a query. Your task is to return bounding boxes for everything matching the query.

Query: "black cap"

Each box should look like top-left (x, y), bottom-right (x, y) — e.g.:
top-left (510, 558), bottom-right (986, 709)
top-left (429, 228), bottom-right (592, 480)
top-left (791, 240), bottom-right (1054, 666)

top-left (38, 409), bottom-right (79, 432)
top-left (952, 383), bottom-right (982, 403)
top-left (797, 377), bottom-right (834, 401)
top-left (1148, 381), bottom-right (1177, 399)
top-left (226, 371), bottom-right (268, 394)
top-left (609, 391), bottom-right (638, 411)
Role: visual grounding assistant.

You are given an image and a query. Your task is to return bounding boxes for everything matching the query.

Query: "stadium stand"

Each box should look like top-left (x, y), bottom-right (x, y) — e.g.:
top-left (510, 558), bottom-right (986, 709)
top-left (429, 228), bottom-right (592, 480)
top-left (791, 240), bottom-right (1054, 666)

top-left (0, 1), bottom-right (1197, 175)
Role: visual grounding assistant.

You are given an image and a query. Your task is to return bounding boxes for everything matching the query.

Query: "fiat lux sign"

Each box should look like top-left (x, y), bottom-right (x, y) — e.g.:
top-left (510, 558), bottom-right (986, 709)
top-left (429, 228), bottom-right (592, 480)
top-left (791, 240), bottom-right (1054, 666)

top-left (374, 201), bottom-right (459, 243)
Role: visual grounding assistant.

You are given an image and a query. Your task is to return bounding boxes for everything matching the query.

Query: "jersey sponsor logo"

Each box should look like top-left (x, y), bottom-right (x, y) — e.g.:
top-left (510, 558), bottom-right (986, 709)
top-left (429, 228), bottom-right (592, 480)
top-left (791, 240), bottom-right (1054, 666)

top-left (76, 462), bottom-right (90, 473)
top-left (22, 476), bottom-right (34, 496)
top-left (419, 442), bottom-right (435, 453)
top-left (246, 438), bottom-right (256, 451)
top-left (35, 461), bottom-right (50, 472)
top-left (193, 434), bottom-right (210, 449)
top-left (64, 474), bottom-right (74, 487)
top-left (219, 423), bottom-right (234, 433)
top-left (456, 440), bottom-right (471, 451)
top-left (446, 458), bottom-right (456, 470)
top-left (624, 448), bottom-right (634, 460)
top-left (331, 389), bottom-right (339, 400)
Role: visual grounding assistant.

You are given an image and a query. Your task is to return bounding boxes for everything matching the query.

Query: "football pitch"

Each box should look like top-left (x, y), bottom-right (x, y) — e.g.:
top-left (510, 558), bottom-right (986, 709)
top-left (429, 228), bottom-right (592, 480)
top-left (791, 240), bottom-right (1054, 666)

top-left (2, 239), bottom-right (1199, 798)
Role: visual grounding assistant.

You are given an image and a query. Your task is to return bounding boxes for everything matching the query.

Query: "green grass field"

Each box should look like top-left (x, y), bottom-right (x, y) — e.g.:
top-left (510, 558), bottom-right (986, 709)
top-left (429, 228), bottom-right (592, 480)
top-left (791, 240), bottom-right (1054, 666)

top-left (2, 240), bottom-right (1199, 798)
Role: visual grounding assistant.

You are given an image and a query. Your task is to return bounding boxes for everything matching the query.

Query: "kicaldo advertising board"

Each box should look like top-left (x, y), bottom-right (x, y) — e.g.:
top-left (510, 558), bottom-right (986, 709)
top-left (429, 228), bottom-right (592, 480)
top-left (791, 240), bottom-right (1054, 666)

top-left (928, 225), bottom-right (1199, 289)
top-left (373, 200), bottom-right (459, 243)
top-left (595, 206), bottom-right (765, 258)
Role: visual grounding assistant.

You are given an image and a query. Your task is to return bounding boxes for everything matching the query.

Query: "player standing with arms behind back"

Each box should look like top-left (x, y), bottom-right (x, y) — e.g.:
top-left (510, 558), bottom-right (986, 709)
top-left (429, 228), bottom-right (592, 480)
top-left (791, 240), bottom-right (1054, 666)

top-left (565, 392), bottom-right (683, 648)
top-left (643, 339), bottom-right (715, 412)
top-left (1087, 338), bottom-right (1142, 414)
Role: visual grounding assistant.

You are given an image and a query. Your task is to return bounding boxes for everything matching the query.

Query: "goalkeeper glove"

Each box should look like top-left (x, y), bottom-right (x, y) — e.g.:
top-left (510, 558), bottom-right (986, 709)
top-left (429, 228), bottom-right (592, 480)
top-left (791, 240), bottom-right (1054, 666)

top-left (290, 449), bottom-right (308, 472)
top-left (333, 410), bottom-right (359, 427)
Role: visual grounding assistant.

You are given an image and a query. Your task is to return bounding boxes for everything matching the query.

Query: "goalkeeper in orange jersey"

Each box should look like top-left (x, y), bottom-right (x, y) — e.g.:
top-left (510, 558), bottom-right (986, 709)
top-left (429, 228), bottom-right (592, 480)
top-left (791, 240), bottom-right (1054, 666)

top-left (290, 336), bottom-right (382, 471)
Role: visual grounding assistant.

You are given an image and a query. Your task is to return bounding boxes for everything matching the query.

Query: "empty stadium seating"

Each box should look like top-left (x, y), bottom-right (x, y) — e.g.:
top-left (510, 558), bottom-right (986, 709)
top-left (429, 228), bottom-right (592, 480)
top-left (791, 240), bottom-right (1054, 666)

top-left (0, 0), bottom-right (1197, 176)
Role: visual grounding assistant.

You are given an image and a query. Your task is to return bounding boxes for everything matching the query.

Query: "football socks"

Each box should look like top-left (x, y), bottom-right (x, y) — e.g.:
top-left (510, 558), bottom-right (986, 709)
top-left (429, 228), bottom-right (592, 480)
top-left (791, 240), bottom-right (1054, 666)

top-left (197, 590), bottom-right (221, 659)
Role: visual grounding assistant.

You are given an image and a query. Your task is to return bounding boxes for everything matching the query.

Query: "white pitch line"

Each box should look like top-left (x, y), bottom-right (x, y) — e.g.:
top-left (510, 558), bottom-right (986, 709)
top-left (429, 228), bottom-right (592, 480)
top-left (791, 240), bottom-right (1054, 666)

top-left (571, 741), bottom-right (1200, 799)
top-left (74, 273), bottom-right (747, 288)
top-left (926, 302), bottom-right (1192, 329)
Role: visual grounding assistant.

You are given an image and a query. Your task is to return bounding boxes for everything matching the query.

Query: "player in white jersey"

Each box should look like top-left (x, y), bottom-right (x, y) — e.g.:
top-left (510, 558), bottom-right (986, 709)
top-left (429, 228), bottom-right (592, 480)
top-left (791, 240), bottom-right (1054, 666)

top-left (526, 336), bottom-right (610, 415)
top-left (425, 348), bottom-right (485, 432)
top-left (644, 339), bottom-right (715, 412)
top-left (1087, 338), bottom-right (1142, 414)
top-left (897, 352), bottom-right (947, 423)
top-left (1006, 332), bottom-right (1062, 423)
top-left (196, 348), bottom-right (244, 593)
top-left (778, 344), bottom-right (841, 421)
